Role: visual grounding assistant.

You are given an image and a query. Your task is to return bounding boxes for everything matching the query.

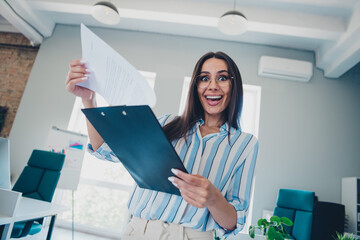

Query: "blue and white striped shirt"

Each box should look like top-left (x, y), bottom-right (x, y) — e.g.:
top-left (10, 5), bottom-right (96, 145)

top-left (88, 114), bottom-right (258, 236)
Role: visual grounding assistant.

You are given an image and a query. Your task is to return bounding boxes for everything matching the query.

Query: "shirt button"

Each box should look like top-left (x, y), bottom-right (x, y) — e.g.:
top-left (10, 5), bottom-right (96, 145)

top-left (163, 221), bottom-right (169, 228)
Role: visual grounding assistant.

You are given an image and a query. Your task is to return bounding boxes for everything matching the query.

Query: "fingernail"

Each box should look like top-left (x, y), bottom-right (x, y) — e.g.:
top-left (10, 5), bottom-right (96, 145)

top-left (84, 74), bottom-right (91, 77)
top-left (85, 68), bottom-right (91, 72)
top-left (80, 59), bottom-right (86, 64)
top-left (168, 177), bottom-right (178, 186)
top-left (171, 168), bottom-right (178, 175)
top-left (81, 77), bottom-right (88, 80)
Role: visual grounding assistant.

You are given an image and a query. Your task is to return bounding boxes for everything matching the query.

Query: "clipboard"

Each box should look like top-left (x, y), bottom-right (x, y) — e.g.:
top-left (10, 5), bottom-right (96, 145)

top-left (82, 105), bottom-right (187, 195)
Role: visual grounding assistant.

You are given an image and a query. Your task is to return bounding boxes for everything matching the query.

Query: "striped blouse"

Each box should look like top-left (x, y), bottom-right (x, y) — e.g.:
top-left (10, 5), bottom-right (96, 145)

top-left (88, 114), bottom-right (258, 237)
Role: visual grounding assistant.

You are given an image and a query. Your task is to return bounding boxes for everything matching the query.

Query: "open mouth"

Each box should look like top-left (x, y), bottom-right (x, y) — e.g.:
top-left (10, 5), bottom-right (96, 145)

top-left (206, 95), bottom-right (223, 100)
top-left (205, 95), bottom-right (223, 105)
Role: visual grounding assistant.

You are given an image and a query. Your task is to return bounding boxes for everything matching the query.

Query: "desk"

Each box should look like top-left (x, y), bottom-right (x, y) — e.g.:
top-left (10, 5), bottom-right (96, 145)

top-left (0, 214), bottom-right (13, 240)
top-left (0, 215), bottom-right (12, 226)
top-left (0, 197), bottom-right (69, 240)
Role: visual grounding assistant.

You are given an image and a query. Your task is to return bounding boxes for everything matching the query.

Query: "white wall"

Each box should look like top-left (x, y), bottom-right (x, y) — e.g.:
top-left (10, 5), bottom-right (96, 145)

top-left (9, 24), bottom-right (360, 224)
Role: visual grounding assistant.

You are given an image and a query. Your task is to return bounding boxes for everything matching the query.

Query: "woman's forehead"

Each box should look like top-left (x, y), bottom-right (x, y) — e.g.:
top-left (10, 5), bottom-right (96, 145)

top-left (201, 58), bottom-right (228, 72)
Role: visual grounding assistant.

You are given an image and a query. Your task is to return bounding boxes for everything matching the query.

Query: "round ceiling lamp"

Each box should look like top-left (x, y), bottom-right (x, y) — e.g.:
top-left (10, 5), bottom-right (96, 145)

top-left (91, 1), bottom-right (120, 25)
top-left (218, 1), bottom-right (248, 35)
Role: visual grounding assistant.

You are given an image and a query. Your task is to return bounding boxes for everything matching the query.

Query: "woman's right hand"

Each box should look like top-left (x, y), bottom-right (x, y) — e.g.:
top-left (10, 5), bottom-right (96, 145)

top-left (66, 59), bottom-right (103, 149)
top-left (65, 59), bottom-right (94, 101)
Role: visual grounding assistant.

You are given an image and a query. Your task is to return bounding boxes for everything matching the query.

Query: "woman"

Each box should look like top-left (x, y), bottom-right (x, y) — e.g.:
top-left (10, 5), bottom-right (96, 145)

top-left (66, 51), bottom-right (258, 239)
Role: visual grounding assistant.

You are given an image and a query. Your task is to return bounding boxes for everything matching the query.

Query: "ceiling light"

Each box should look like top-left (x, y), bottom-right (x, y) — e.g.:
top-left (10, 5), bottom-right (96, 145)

top-left (218, 0), bottom-right (248, 35)
top-left (91, 1), bottom-right (120, 25)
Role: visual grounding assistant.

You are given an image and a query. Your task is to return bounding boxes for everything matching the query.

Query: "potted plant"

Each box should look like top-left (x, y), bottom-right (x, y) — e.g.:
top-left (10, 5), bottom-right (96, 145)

top-left (249, 215), bottom-right (293, 240)
top-left (333, 232), bottom-right (358, 240)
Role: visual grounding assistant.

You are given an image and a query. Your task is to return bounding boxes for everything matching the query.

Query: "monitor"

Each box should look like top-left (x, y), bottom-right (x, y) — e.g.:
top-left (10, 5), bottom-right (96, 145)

top-left (0, 137), bottom-right (11, 189)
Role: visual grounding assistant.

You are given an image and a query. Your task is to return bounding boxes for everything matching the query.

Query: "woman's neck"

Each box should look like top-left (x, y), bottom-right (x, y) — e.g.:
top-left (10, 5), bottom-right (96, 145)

top-left (203, 115), bottom-right (225, 129)
top-left (200, 116), bottom-right (225, 138)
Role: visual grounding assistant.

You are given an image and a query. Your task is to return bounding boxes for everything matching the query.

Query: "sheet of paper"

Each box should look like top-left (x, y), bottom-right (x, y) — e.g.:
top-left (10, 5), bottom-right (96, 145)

top-left (78, 24), bottom-right (156, 107)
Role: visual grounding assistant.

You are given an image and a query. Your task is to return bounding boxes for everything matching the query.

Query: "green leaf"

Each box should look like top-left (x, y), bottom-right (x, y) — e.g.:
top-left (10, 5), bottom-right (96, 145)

top-left (281, 217), bottom-right (293, 226)
top-left (249, 226), bottom-right (255, 238)
top-left (267, 225), bottom-right (285, 240)
top-left (270, 216), bottom-right (281, 225)
top-left (258, 218), bottom-right (268, 227)
top-left (267, 226), bottom-right (277, 239)
top-left (274, 232), bottom-right (285, 240)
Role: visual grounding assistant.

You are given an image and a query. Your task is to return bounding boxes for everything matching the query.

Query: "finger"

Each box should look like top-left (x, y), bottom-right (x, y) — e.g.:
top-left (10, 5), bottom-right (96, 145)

top-left (171, 177), bottom-right (207, 197)
top-left (182, 187), bottom-right (207, 203)
top-left (172, 169), bottom-right (204, 187)
top-left (181, 192), bottom-right (205, 208)
top-left (66, 76), bottom-right (88, 89)
top-left (177, 179), bottom-right (215, 208)
top-left (69, 59), bottom-right (86, 67)
top-left (68, 72), bottom-right (89, 81)
top-left (66, 72), bottom-right (89, 84)
top-left (70, 65), bottom-right (90, 74)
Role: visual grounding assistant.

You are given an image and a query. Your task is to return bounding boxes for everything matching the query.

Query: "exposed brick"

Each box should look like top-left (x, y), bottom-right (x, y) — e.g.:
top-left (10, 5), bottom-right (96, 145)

top-left (0, 32), bottom-right (38, 137)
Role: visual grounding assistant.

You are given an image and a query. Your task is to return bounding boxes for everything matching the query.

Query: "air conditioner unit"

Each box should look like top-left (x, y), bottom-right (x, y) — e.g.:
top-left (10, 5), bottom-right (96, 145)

top-left (258, 56), bottom-right (313, 82)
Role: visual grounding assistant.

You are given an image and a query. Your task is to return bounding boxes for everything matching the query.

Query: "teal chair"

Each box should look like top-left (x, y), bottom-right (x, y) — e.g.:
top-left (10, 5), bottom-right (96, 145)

top-left (273, 189), bottom-right (315, 240)
top-left (10, 150), bottom-right (65, 239)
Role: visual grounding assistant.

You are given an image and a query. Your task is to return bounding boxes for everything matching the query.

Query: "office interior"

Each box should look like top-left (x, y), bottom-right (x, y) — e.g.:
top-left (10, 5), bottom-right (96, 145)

top-left (1, 0), bottom-right (360, 239)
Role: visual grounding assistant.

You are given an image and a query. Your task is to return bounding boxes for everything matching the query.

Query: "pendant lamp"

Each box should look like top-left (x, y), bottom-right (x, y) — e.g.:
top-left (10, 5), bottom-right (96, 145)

top-left (218, 0), bottom-right (248, 35)
top-left (91, 1), bottom-right (120, 25)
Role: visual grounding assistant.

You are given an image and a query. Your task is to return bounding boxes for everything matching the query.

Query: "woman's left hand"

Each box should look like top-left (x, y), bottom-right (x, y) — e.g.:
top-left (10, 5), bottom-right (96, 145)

top-left (169, 169), bottom-right (221, 208)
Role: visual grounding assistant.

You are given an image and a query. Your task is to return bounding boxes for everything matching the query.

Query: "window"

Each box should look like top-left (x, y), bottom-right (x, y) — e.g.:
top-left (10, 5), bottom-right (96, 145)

top-left (56, 71), bottom-right (156, 238)
top-left (179, 77), bottom-right (262, 232)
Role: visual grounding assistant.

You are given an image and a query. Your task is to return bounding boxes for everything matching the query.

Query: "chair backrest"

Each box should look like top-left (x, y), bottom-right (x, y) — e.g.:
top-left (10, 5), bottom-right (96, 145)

top-left (311, 201), bottom-right (345, 239)
top-left (274, 189), bottom-right (315, 240)
top-left (12, 150), bottom-right (65, 202)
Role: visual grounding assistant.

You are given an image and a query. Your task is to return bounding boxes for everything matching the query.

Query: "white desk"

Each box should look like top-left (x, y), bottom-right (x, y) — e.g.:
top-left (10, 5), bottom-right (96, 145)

top-left (14, 197), bottom-right (68, 222)
top-left (0, 197), bottom-right (69, 240)
top-left (0, 215), bottom-right (12, 226)
top-left (0, 215), bottom-right (13, 240)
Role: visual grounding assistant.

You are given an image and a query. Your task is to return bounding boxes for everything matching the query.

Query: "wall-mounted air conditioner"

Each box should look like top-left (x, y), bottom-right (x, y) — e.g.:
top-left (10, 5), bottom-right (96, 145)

top-left (258, 56), bottom-right (313, 82)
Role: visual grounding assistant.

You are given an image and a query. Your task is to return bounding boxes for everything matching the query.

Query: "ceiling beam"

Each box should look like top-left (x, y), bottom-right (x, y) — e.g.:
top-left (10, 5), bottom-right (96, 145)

top-left (29, 1), bottom-right (344, 46)
top-left (9, 0), bottom-right (55, 37)
top-left (0, 0), bottom-right (43, 45)
top-left (316, 2), bottom-right (360, 78)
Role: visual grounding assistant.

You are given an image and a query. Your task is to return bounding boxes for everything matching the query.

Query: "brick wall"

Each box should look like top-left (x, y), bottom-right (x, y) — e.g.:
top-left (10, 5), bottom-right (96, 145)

top-left (0, 32), bottom-right (39, 138)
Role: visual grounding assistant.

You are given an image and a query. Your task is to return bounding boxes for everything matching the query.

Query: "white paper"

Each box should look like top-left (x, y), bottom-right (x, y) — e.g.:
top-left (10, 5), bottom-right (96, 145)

top-left (78, 24), bottom-right (156, 107)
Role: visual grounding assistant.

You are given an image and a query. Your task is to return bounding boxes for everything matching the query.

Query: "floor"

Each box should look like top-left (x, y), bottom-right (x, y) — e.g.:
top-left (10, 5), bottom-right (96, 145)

top-left (52, 226), bottom-right (115, 240)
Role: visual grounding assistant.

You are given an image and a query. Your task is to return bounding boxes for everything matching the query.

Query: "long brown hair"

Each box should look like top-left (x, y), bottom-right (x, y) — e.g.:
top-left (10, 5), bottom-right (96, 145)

top-left (163, 51), bottom-right (243, 142)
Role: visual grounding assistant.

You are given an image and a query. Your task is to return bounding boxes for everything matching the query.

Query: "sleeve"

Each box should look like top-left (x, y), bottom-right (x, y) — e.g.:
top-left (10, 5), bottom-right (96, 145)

top-left (158, 113), bottom-right (177, 127)
top-left (215, 137), bottom-right (259, 237)
top-left (87, 142), bottom-right (120, 163)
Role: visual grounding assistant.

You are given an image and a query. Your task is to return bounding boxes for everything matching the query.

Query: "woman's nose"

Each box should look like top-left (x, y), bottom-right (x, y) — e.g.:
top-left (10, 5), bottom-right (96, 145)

top-left (207, 78), bottom-right (219, 90)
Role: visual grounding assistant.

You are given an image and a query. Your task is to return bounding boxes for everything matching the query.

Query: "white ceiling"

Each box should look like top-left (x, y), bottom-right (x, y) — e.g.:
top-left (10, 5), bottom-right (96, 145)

top-left (0, 0), bottom-right (359, 78)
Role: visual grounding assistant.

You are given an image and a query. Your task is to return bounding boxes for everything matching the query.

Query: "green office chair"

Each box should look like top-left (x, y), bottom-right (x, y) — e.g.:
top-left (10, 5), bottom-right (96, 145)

top-left (273, 189), bottom-right (316, 240)
top-left (10, 149), bottom-right (65, 238)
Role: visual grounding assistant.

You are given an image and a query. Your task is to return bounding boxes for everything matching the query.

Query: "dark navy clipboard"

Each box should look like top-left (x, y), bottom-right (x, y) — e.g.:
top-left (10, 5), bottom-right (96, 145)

top-left (81, 105), bottom-right (187, 195)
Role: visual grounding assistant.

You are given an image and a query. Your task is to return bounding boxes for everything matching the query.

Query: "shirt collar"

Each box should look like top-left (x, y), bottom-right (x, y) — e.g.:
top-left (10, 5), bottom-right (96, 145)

top-left (196, 118), bottom-right (233, 134)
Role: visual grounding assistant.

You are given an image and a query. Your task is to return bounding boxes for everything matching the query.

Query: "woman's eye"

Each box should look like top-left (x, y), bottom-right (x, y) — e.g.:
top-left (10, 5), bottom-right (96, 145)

top-left (218, 75), bottom-right (228, 81)
top-left (199, 76), bottom-right (210, 81)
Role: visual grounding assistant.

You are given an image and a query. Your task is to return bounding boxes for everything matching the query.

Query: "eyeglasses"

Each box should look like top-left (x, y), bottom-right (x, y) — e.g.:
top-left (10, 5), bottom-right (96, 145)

top-left (196, 73), bottom-right (232, 89)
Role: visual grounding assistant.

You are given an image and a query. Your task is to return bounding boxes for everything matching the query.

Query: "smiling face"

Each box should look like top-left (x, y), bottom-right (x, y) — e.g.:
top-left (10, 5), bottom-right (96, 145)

top-left (197, 58), bottom-right (232, 123)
